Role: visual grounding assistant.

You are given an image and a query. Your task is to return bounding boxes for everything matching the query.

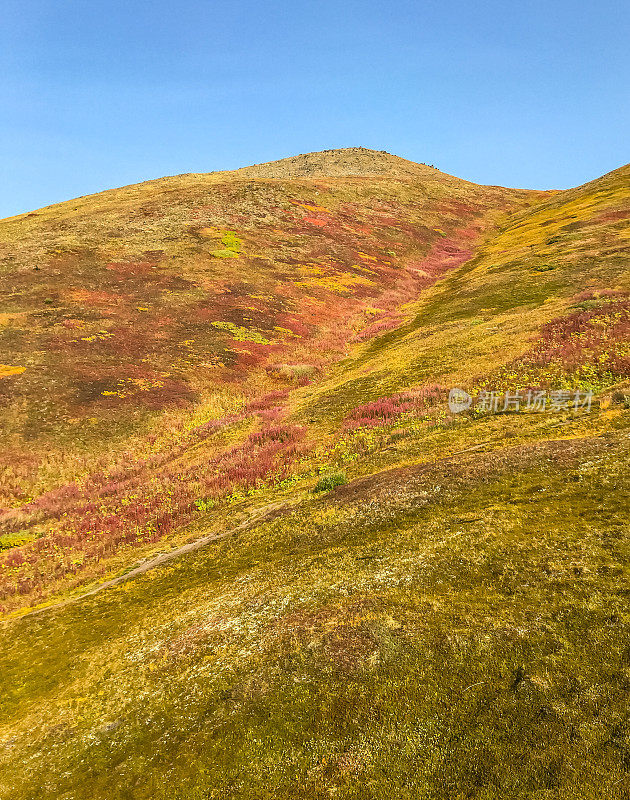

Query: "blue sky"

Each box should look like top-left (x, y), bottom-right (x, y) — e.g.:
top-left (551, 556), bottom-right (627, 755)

top-left (1, 0), bottom-right (628, 217)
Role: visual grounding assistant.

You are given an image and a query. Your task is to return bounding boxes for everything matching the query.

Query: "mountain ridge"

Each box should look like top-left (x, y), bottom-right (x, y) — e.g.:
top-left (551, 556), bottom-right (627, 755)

top-left (5, 149), bottom-right (628, 225)
top-left (1, 147), bottom-right (545, 223)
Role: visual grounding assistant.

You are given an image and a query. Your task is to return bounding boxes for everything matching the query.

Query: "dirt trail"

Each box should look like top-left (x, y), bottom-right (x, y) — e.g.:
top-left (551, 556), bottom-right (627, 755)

top-left (7, 423), bottom-right (607, 622)
top-left (11, 501), bottom-right (289, 621)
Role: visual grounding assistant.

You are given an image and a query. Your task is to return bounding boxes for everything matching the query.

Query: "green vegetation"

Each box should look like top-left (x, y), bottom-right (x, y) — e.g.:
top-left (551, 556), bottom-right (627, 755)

top-left (194, 497), bottom-right (216, 512)
top-left (212, 230), bottom-right (243, 257)
top-left (210, 320), bottom-right (272, 344)
top-left (313, 471), bottom-right (347, 492)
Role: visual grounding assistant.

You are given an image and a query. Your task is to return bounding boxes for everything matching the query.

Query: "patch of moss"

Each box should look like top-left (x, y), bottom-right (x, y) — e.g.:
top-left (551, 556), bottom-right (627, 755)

top-left (211, 320), bottom-right (272, 344)
top-left (313, 471), bottom-right (347, 492)
top-left (211, 231), bottom-right (243, 258)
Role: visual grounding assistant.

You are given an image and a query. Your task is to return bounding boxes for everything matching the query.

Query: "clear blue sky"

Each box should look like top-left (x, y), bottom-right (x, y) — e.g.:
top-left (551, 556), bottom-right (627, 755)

top-left (1, 0), bottom-right (628, 217)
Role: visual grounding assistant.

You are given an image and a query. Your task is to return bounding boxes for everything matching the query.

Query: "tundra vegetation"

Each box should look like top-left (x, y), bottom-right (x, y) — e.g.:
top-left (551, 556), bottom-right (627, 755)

top-left (0, 149), bottom-right (628, 798)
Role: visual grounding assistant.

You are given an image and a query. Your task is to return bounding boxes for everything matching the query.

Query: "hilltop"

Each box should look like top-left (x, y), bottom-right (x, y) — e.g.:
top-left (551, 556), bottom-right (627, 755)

top-left (0, 151), bottom-right (628, 799)
top-left (226, 146), bottom-right (461, 181)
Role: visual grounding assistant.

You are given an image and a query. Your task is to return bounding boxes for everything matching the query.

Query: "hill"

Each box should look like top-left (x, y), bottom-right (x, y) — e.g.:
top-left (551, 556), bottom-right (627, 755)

top-left (0, 152), bottom-right (629, 799)
top-left (0, 148), bottom-right (538, 598)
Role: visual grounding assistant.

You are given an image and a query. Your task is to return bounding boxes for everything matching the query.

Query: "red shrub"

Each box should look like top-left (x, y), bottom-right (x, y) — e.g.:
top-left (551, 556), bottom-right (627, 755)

top-left (343, 385), bottom-right (445, 430)
top-left (517, 299), bottom-right (630, 375)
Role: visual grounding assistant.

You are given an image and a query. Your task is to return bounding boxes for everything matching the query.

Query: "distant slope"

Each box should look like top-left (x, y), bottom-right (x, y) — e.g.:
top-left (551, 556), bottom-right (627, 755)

top-left (295, 162), bottom-right (630, 427)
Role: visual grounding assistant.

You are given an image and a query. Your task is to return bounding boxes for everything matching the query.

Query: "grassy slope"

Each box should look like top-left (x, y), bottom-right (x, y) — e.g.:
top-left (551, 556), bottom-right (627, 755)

top-left (0, 156), bottom-right (629, 798)
top-left (0, 146), bottom-right (517, 458)
top-left (0, 150), bottom-right (540, 611)
top-left (293, 163), bottom-right (630, 428)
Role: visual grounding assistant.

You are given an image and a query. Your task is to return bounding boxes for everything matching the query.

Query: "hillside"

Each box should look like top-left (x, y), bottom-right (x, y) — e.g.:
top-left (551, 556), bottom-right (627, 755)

top-left (0, 152), bottom-right (629, 799)
top-left (0, 149), bottom-right (540, 607)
